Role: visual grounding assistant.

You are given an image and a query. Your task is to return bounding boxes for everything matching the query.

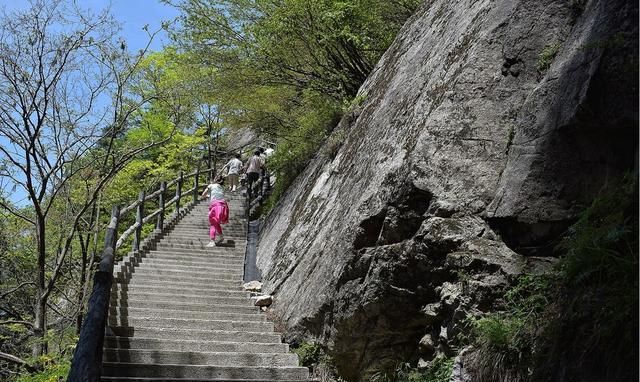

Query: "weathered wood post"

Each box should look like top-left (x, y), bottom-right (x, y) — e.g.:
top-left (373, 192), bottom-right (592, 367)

top-left (156, 181), bottom-right (166, 230)
top-left (68, 206), bottom-right (120, 381)
top-left (176, 171), bottom-right (183, 214)
top-left (194, 165), bottom-right (200, 204)
top-left (132, 191), bottom-right (145, 252)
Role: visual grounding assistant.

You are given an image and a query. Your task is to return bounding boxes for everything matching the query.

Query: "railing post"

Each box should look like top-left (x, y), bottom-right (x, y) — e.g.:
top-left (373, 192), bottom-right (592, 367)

top-left (157, 181), bottom-right (166, 230)
top-left (68, 206), bottom-right (120, 381)
top-left (194, 165), bottom-right (200, 204)
top-left (176, 171), bottom-right (183, 214)
top-left (132, 191), bottom-right (145, 252)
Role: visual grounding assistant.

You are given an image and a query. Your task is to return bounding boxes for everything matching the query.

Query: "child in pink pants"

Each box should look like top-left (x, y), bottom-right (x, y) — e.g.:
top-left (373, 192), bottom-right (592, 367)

top-left (201, 178), bottom-right (229, 247)
top-left (208, 199), bottom-right (228, 244)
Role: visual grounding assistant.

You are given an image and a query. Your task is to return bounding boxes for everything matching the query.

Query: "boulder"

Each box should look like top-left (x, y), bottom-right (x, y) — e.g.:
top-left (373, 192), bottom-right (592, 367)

top-left (252, 295), bottom-right (273, 307)
top-left (243, 281), bottom-right (263, 292)
top-left (256, 0), bottom-right (637, 379)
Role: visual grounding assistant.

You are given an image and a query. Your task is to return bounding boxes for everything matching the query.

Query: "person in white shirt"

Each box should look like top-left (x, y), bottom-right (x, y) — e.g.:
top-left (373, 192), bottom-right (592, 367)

top-left (222, 153), bottom-right (243, 192)
top-left (200, 177), bottom-right (228, 247)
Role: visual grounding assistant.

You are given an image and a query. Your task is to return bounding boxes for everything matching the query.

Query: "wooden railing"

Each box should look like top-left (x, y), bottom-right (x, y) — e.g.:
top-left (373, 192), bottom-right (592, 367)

top-left (246, 169), bottom-right (274, 215)
top-left (67, 164), bottom-right (215, 381)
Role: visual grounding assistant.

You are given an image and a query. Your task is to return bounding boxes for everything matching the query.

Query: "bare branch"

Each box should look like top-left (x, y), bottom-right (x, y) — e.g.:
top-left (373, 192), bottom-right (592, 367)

top-left (0, 320), bottom-right (35, 329)
top-left (0, 282), bottom-right (36, 300)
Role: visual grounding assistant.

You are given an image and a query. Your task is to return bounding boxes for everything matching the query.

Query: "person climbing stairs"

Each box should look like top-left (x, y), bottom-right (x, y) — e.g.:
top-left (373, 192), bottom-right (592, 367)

top-left (100, 192), bottom-right (310, 381)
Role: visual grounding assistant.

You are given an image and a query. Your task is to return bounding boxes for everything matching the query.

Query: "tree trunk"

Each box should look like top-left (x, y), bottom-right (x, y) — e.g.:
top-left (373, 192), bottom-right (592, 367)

top-left (76, 231), bottom-right (89, 334)
top-left (32, 215), bottom-right (47, 357)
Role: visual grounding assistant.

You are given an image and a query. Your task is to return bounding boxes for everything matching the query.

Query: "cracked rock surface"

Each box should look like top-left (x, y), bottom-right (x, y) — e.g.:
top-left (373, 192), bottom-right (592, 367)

top-left (256, 0), bottom-right (637, 380)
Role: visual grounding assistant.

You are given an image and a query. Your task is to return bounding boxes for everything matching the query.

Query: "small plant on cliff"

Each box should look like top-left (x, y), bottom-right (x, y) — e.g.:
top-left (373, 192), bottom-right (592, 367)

top-left (291, 342), bottom-right (345, 382)
top-left (323, 129), bottom-right (347, 159)
top-left (369, 358), bottom-right (454, 382)
top-left (467, 272), bottom-right (556, 381)
top-left (537, 42), bottom-right (561, 71)
top-left (292, 342), bottom-right (324, 367)
top-left (342, 91), bottom-right (368, 113)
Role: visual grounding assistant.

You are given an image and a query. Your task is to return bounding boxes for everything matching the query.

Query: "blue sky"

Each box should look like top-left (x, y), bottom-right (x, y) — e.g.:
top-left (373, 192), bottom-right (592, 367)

top-left (0, 0), bottom-right (180, 51)
top-left (0, 1), bottom-right (182, 206)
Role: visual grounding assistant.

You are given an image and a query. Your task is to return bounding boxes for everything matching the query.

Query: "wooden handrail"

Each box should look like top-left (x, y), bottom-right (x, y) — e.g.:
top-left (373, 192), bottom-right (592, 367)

top-left (68, 206), bottom-right (120, 381)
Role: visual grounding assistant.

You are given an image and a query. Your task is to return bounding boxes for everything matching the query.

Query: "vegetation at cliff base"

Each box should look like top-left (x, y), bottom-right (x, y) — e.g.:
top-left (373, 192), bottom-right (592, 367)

top-left (468, 176), bottom-right (638, 382)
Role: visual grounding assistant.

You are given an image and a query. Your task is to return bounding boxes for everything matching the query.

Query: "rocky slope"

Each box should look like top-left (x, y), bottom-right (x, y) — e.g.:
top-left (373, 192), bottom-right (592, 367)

top-left (256, 0), bottom-right (638, 380)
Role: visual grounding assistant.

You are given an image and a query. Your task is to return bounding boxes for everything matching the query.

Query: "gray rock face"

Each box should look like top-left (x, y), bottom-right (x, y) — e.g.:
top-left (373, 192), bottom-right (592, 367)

top-left (256, 0), bottom-right (637, 380)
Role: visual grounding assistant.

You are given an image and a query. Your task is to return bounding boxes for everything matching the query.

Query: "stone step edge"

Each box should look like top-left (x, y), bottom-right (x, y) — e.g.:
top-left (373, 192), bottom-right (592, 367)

top-left (100, 377), bottom-right (312, 382)
top-left (108, 327), bottom-right (280, 337)
top-left (104, 336), bottom-right (283, 348)
top-left (102, 349), bottom-right (295, 358)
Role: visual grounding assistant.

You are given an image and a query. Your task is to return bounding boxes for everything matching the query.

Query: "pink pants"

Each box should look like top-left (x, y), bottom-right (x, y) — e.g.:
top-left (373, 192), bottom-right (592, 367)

top-left (208, 199), bottom-right (229, 240)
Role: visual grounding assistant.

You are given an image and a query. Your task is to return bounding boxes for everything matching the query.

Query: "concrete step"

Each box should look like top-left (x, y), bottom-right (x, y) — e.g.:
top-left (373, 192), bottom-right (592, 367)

top-left (115, 268), bottom-right (243, 280)
top-left (102, 378), bottom-right (310, 382)
top-left (178, 219), bottom-right (245, 224)
top-left (115, 261), bottom-right (243, 274)
top-left (158, 238), bottom-right (247, 246)
top-left (101, 363), bottom-right (309, 379)
top-left (151, 245), bottom-right (246, 255)
top-left (133, 254), bottom-right (245, 266)
top-left (111, 289), bottom-right (250, 301)
top-left (108, 307), bottom-right (264, 322)
top-left (115, 276), bottom-right (244, 289)
top-left (158, 237), bottom-right (247, 247)
top-left (154, 241), bottom-right (247, 251)
top-left (103, 349), bottom-right (298, 367)
top-left (104, 337), bottom-right (288, 353)
top-left (107, 316), bottom-right (274, 332)
top-left (171, 225), bottom-right (247, 232)
top-left (109, 327), bottom-right (281, 343)
top-left (113, 284), bottom-right (247, 296)
top-left (137, 251), bottom-right (244, 261)
top-left (166, 231), bottom-right (247, 239)
top-left (110, 299), bottom-right (258, 314)
top-left (111, 293), bottom-right (252, 307)
top-left (171, 226), bottom-right (247, 233)
top-left (102, 379), bottom-right (309, 382)
top-left (165, 229), bottom-right (247, 237)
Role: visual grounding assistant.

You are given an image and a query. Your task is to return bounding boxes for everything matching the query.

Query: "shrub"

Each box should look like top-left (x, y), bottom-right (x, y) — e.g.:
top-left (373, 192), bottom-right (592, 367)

top-left (16, 356), bottom-right (70, 382)
top-left (292, 342), bottom-right (324, 367)
top-left (537, 42), bottom-right (561, 71)
top-left (369, 358), bottom-right (454, 382)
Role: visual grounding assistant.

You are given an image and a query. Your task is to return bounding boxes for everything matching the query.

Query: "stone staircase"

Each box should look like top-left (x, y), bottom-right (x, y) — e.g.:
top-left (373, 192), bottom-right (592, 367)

top-left (101, 193), bottom-right (310, 381)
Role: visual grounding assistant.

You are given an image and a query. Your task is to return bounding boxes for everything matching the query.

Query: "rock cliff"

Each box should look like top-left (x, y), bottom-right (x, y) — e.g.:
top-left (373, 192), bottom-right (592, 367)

top-left (256, 0), bottom-right (638, 379)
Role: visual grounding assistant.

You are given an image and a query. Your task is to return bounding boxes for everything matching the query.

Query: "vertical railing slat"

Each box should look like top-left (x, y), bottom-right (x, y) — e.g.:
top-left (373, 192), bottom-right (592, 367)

top-left (194, 165), bottom-right (200, 204)
top-left (157, 181), bottom-right (166, 230)
top-left (176, 171), bottom-right (183, 214)
top-left (132, 191), bottom-right (145, 252)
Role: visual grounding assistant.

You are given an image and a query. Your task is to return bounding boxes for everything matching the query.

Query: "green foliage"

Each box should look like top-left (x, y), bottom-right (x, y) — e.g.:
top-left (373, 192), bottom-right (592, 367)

top-left (537, 42), bottom-right (561, 71)
top-left (292, 342), bottom-right (324, 367)
top-left (342, 91), bottom-right (368, 113)
top-left (555, 175), bottom-right (638, 350)
top-left (370, 358), bottom-right (454, 382)
top-left (466, 176), bottom-right (638, 381)
top-left (16, 357), bottom-right (70, 382)
top-left (166, 0), bottom-right (421, 208)
top-left (471, 272), bottom-right (554, 349)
